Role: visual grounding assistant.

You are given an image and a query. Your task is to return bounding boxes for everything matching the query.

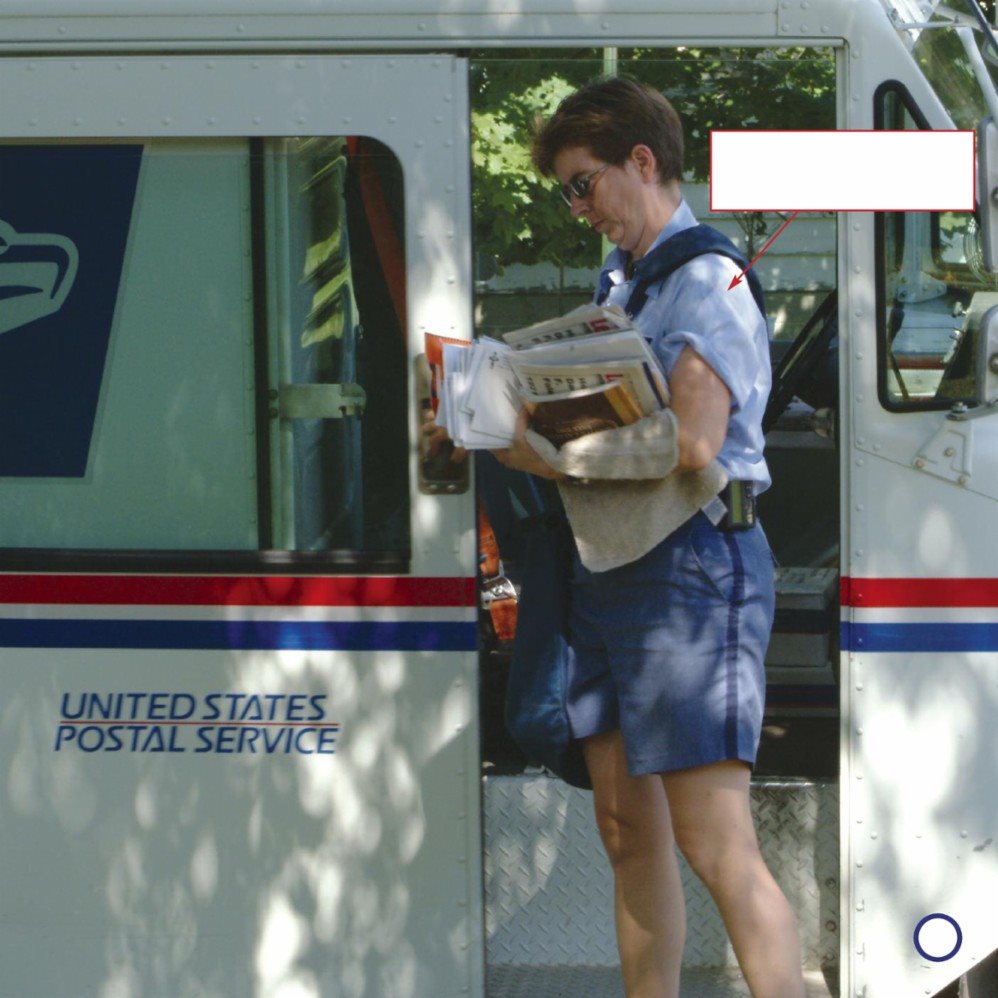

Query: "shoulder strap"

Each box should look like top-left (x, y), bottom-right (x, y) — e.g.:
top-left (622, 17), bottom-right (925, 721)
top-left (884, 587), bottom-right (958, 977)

top-left (608, 223), bottom-right (766, 321)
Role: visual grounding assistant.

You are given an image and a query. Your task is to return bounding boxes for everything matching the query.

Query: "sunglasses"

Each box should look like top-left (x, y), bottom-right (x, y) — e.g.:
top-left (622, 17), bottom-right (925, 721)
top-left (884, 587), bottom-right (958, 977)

top-left (559, 164), bottom-right (610, 206)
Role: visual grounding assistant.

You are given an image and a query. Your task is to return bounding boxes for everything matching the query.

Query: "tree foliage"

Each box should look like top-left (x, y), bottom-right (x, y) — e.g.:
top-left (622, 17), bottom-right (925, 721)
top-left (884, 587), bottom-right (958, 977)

top-left (471, 53), bottom-right (603, 271)
top-left (471, 47), bottom-right (836, 274)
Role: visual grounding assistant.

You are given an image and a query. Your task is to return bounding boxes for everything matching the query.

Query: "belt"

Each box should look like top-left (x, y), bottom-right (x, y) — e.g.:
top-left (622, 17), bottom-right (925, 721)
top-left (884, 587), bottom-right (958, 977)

top-left (717, 479), bottom-right (757, 532)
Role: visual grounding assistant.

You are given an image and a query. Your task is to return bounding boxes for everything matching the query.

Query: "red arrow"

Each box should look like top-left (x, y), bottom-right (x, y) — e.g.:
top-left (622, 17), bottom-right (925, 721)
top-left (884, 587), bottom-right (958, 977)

top-left (728, 211), bottom-right (799, 291)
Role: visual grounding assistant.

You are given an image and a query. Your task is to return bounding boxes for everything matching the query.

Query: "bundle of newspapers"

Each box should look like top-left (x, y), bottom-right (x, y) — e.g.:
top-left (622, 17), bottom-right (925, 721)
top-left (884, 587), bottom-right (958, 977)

top-left (425, 305), bottom-right (669, 450)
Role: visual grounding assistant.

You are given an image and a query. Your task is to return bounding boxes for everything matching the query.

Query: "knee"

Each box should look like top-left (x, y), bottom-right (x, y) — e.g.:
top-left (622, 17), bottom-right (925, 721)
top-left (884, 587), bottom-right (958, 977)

top-left (673, 825), bottom-right (758, 891)
top-left (593, 799), bottom-right (669, 869)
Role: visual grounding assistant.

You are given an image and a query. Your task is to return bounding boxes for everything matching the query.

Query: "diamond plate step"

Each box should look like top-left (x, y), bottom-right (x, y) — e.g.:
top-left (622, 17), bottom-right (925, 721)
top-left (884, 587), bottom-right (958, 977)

top-left (484, 775), bottom-right (838, 974)
top-left (487, 964), bottom-right (836, 997)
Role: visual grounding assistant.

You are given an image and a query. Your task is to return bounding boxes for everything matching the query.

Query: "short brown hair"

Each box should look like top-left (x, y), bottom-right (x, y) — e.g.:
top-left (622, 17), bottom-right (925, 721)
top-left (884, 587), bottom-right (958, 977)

top-left (531, 76), bottom-right (684, 185)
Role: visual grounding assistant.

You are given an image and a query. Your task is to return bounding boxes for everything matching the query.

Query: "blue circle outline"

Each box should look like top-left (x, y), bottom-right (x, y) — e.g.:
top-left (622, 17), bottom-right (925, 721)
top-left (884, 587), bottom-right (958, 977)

top-left (913, 913), bottom-right (963, 963)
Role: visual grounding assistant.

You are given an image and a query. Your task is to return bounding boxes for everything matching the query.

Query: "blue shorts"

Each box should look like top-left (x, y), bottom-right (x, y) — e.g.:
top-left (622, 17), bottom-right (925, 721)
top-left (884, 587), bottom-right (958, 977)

top-left (566, 512), bottom-right (775, 776)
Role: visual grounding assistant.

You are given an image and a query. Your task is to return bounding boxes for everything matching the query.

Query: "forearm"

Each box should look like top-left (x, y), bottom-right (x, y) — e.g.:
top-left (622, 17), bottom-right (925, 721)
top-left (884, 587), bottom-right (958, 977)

top-left (524, 409), bottom-right (679, 480)
top-left (491, 408), bottom-right (567, 481)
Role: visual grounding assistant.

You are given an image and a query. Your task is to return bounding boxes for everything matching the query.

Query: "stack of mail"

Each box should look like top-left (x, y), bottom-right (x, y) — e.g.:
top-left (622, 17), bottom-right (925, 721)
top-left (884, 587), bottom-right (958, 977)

top-left (426, 305), bottom-right (669, 449)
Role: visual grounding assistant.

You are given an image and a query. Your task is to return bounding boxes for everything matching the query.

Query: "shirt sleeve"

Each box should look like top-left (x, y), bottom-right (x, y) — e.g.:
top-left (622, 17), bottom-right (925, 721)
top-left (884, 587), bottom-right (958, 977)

top-left (652, 254), bottom-right (767, 414)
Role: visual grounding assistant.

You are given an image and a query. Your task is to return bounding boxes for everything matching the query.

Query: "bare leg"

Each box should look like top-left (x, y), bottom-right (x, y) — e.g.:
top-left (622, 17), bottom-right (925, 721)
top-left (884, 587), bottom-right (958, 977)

top-left (584, 730), bottom-right (685, 998)
top-left (662, 759), bottom-right (805, 998)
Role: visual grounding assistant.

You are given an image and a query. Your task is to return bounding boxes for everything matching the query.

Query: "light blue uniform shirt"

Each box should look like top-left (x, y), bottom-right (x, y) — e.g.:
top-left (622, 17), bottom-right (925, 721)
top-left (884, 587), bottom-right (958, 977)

top-left (595, 200), bottom-right (771, 493)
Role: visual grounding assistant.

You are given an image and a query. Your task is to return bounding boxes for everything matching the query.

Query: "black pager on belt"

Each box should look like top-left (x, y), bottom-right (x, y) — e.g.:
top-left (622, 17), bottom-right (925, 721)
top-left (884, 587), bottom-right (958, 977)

top-left (719, 480), bottom-right (756, 531)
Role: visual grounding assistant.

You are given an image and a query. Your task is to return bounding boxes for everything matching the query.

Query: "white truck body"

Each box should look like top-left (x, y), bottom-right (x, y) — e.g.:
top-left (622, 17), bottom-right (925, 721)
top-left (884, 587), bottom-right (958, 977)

top-left (1, 2), bottom-right (997, 996)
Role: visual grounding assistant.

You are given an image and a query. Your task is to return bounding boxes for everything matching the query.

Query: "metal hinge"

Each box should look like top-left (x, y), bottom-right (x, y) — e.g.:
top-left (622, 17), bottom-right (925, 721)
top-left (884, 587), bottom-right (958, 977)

top-left (276, 382), bottom-right (366, 419)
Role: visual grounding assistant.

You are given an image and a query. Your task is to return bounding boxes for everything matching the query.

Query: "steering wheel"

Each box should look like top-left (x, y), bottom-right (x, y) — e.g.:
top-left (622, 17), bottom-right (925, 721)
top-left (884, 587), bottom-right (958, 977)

top-left (762, 290), bottom-right (838, 434)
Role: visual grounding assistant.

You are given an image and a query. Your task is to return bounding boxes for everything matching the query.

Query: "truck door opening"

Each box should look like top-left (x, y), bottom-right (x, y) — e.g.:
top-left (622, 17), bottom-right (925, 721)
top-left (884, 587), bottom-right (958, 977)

top-left (472, 45), bottom-right (842, 993)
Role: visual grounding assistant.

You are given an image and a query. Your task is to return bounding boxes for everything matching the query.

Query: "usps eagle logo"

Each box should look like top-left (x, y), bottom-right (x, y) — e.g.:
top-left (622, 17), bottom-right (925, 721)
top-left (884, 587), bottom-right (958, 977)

top-left (0, 218), bottom-right (79, 336)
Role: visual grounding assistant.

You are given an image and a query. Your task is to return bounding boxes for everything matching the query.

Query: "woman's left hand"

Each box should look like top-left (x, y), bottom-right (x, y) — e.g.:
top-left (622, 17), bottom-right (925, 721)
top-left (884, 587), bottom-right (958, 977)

top-left (491, 408), bottom-right (567, 480)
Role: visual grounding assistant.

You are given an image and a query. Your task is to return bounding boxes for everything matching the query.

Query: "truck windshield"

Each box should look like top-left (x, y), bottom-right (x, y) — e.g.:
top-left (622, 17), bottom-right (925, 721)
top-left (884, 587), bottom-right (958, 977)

top-left (903, 0), bottom-right (998, 129)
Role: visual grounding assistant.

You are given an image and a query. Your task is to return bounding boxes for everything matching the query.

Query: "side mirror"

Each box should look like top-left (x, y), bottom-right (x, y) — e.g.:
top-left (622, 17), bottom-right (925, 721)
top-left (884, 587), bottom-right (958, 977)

top-left (976, 303), bottom-right (998, 404)
top-left (977, 118), bottom-right (998, 273)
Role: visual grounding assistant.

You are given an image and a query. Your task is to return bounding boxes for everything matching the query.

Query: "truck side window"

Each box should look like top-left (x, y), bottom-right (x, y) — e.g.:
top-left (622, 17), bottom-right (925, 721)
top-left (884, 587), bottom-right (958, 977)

top-left (261, 137), bottom-right (409, 557)
top-left (0, 136), bottom-right (408, 566)
top-left (876, 86), bottom-right (984, 409)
